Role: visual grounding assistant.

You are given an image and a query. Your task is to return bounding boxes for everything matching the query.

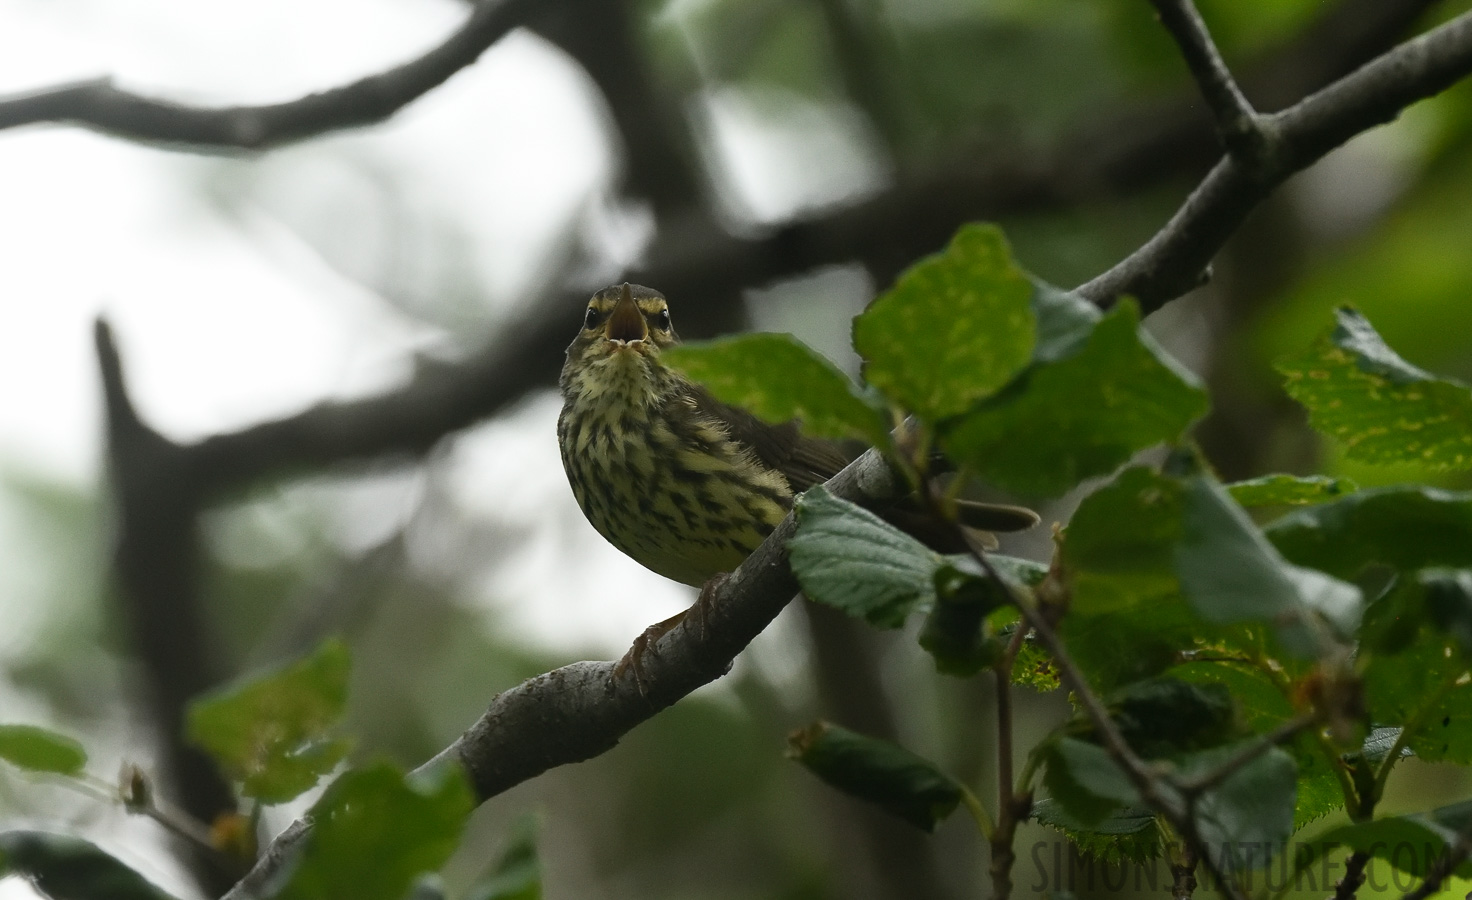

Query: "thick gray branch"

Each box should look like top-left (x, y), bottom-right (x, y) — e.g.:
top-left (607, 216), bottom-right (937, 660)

top-left (0, 0), bottom-right (533, 150)
top-left (220, 448), bottom-right (905, 900)
top-left (1078, 9), bottom-right (1472, 311)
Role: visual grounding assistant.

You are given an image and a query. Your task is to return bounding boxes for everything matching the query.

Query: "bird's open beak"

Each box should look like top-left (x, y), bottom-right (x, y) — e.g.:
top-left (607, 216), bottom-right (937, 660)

top-left (604, 283), bottom-right (648, 345)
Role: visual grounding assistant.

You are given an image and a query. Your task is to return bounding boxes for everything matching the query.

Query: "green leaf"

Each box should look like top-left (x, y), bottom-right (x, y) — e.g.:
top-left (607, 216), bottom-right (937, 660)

top-left (1044, 738), bottom-right (1297, 868)
top-left (789, 487), bottom-right (942, 628)
top-left (0, 831), bottom-right (181, 900)
top-left (1362, 621), bottom-right (1472, 764)
top-left (1268, 487), bottom-right (1472, 585)
top-left (1278, 307), bottom-right (1472, 470)
top-left (1226, 474), bottom-right (1359, 508)
top-left (1031, 800), bottom-right (1161, 865)
top-left (853, 223), bottom-right (1035, 421)
top-left (1297, 800), bottom-right (1472, 880)
top-left (1105, 678), bottom-right (1239, 758)
top-left (918, 560), bottom-right (1011, 676)
top-left (942, 301), bottom-right (1208, 498)
top-left (0, 725), bottom-right (86, 776)
top-left (464, 815), bottom-right (541, 900)
top-left (1175, 662), bottom-right (1343, 829)
top-left (272, 761), bottom-right (474, 900)
top-left (186, 638), bottom-right (351, 804)
top-left (661, 333), bottom-right (890, 447)
top-left (1176, 477), bottom-right (1361, 656)
top-left (786, 722), bottom-right (962, 832)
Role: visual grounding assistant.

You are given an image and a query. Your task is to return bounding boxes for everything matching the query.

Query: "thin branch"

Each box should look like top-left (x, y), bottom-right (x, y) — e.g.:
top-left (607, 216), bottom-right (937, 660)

top-left (1334, 850), bottom-right (1372, 900)
top-left (1400, 825), bottom-right (1472, 900)
top-left (1078, 9), bottom-right (1472, 310)
top-left (1149, 0), bottom-right (1265, 158)
top-left (1175, 715), bottom-right (1314, 797)
top-left (0, 0), bottom-right (534, 150)
top-left (220, 446), bottom-right (909, 900)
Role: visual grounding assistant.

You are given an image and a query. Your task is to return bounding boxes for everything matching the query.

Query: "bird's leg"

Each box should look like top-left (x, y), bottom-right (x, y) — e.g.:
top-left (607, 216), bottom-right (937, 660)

top-left (611, 573), bottom-right (730, 695)
top-left (685, 572), bottom-right (729, 642)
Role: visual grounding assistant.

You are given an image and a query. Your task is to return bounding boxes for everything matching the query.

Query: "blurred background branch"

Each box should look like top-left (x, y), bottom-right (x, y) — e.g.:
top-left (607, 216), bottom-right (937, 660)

top-left (3, 0), bottom-right (1472, 898)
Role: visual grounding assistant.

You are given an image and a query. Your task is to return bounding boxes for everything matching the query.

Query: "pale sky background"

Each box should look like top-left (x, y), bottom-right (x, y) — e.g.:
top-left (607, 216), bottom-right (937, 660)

top-left (0, 0), bottom-right (870, 894)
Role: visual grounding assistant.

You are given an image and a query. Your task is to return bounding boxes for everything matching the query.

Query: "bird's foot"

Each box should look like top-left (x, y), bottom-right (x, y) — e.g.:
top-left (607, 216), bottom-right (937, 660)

top-left (612, 610), bottom-right (687, 696)
top-left (686, 572), bottom-right (730, 642)
top-left (610, 574), bottom-right (730, 695)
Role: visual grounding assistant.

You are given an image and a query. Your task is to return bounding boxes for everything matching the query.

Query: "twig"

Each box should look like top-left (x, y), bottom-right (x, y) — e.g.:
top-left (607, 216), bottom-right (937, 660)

top-left (1148, 0), bottom-right (1268, 160)
top-left (989, 621), bottom-right (1034, 900)
top-left (1172, 842), bottom-right (1199, 900)
top-left (1175, 714), bottom-right (1314, 797)
top-left (1333, 850), bottom-right (1372, 900)
top-left (1400, 825), bottom-right (1472, 900)
top-left (0, 0), bottom-right (534, 150)
top-left (1078, 10), bottom-right (1472, 310)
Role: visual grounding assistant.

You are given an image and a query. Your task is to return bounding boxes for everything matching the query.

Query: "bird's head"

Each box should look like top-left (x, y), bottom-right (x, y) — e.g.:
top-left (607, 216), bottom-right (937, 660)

top-left (566, 282), bottom-right (678, 364)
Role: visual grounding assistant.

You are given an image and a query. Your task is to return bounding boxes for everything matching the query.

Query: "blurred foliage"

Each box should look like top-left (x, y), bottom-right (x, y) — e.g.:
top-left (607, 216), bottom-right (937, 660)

top-left (4, 0), bottom-right (1472, 898)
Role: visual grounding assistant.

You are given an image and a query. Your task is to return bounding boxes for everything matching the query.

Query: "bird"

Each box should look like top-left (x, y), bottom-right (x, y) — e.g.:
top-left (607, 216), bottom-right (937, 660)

top-left (557, 282), bottom-right (1038, 687)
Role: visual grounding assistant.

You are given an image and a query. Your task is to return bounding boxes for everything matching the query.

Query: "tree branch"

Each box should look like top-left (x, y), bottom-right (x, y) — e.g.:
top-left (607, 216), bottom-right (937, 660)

top-left (0, 0), bottom-right (535, 150)
top-left (220, 446), bottom-right (908, 900)
top-left (1077, 9), bottom-right (1472, 310)
top-left (1148, 0), bottom-right (1266, 160)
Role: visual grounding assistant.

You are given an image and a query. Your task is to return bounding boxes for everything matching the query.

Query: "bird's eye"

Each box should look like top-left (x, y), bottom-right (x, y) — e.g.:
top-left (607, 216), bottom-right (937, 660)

top-left (652, 309), bottom-right (671, 331)
top-left (584, 307), bottom-right (600, 329)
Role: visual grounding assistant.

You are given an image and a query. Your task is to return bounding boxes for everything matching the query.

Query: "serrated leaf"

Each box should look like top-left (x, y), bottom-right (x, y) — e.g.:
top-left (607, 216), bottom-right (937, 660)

top-left (0, 831), bottom-right (180, 900)
top-left (464, 815), bottom-right (541, 900)
top-left (0, 725), bottom-right (86, 776)
top-left (786, 722), bottom-right (962, 832)
top-left (942, 301), bottom-right (1208, 498)
top-left (1044, 738), bottom-right (1296, 869)
top-left (186, 638), bottom-right (351, 804)
top-left (662, 333), bottom-right (890, 447)
top-left (1278, 307), bottom-right (1472, 470)
top-left (853, 223), bottom-right (1035, 421)
top-left (789, 486), bottom-right (942, 628)
top-left (1362, 623), bottom-right (1472, 764)
top-left (1031, 800), bottom-right (1161, 865)
top-left (1226, 474), bottom-right (1359, 508)
top-left (272, 762), bottom-right (474, 900)
top-left (1296, 800), bottom-right (1472, 881)
top-left (1267, 487), bottom-right (1472, 580)
top-left (1175, 663), bottom-right (1343, 829)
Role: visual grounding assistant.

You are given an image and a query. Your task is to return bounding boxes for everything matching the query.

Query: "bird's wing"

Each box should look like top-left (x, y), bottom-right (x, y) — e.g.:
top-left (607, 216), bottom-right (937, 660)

top-left (686, 387), bottom-right (856, 493)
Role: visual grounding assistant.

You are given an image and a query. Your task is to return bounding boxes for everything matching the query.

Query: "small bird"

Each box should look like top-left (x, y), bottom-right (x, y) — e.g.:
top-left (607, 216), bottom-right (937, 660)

top-left (557, 283), bottom-right (1038, 683)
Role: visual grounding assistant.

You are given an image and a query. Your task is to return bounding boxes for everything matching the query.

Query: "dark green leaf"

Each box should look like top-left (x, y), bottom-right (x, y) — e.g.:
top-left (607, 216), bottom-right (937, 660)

top-left (186, 638), bottom-right (351, 804)
top-left (1031, 800), bottom-right (1161, 865)
top-left (272, 761), bottom-right (474, 900)
top-left (786, 722), bottom-right (962, 832)
top-left (790, 487), bottom-right (942, 628)
top-left (0, 831), bottom-right (180, 900)
top-left (1423, 569), bottom-right (1472, 657)
top-left (1267, 487), bottom-right (1472, 580)
top-left (1176, 477), bottom-right (1361, 656)
top-left (1175, 662), bottom-right (1343, 828)
top-left (1176, 742), bottom-right (1298, 866)
top-left (1030, 281), bottom-right (1101, 364)
top-left (942, 301), bottom-right (1208, 498)
top-left (1279, 307), bottom-right (1472, 470)
top-left (1226, 474), bottom-right (1359, 508)
top-left (0, 725), bottom-right (86, 776)
top-left (1297, 800), bottom-right (1472, 881)
top-left (464, 815), bottom-right (541, 900)
top-left (1063, 466), bottom-right (1185, 617)
top-left (1362, 624), bottom-right (1472, 764)
top-left (918, 561), bottom-right (1010, 676)
top-left (662, 333), bottom-right (890, 447)
top-left (853, 223), bottom-right (1035, 421)
top-left (1106, 678), bottom-right (1239, 758)
top-left (1044, 737), bottom-right (1296, 869)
